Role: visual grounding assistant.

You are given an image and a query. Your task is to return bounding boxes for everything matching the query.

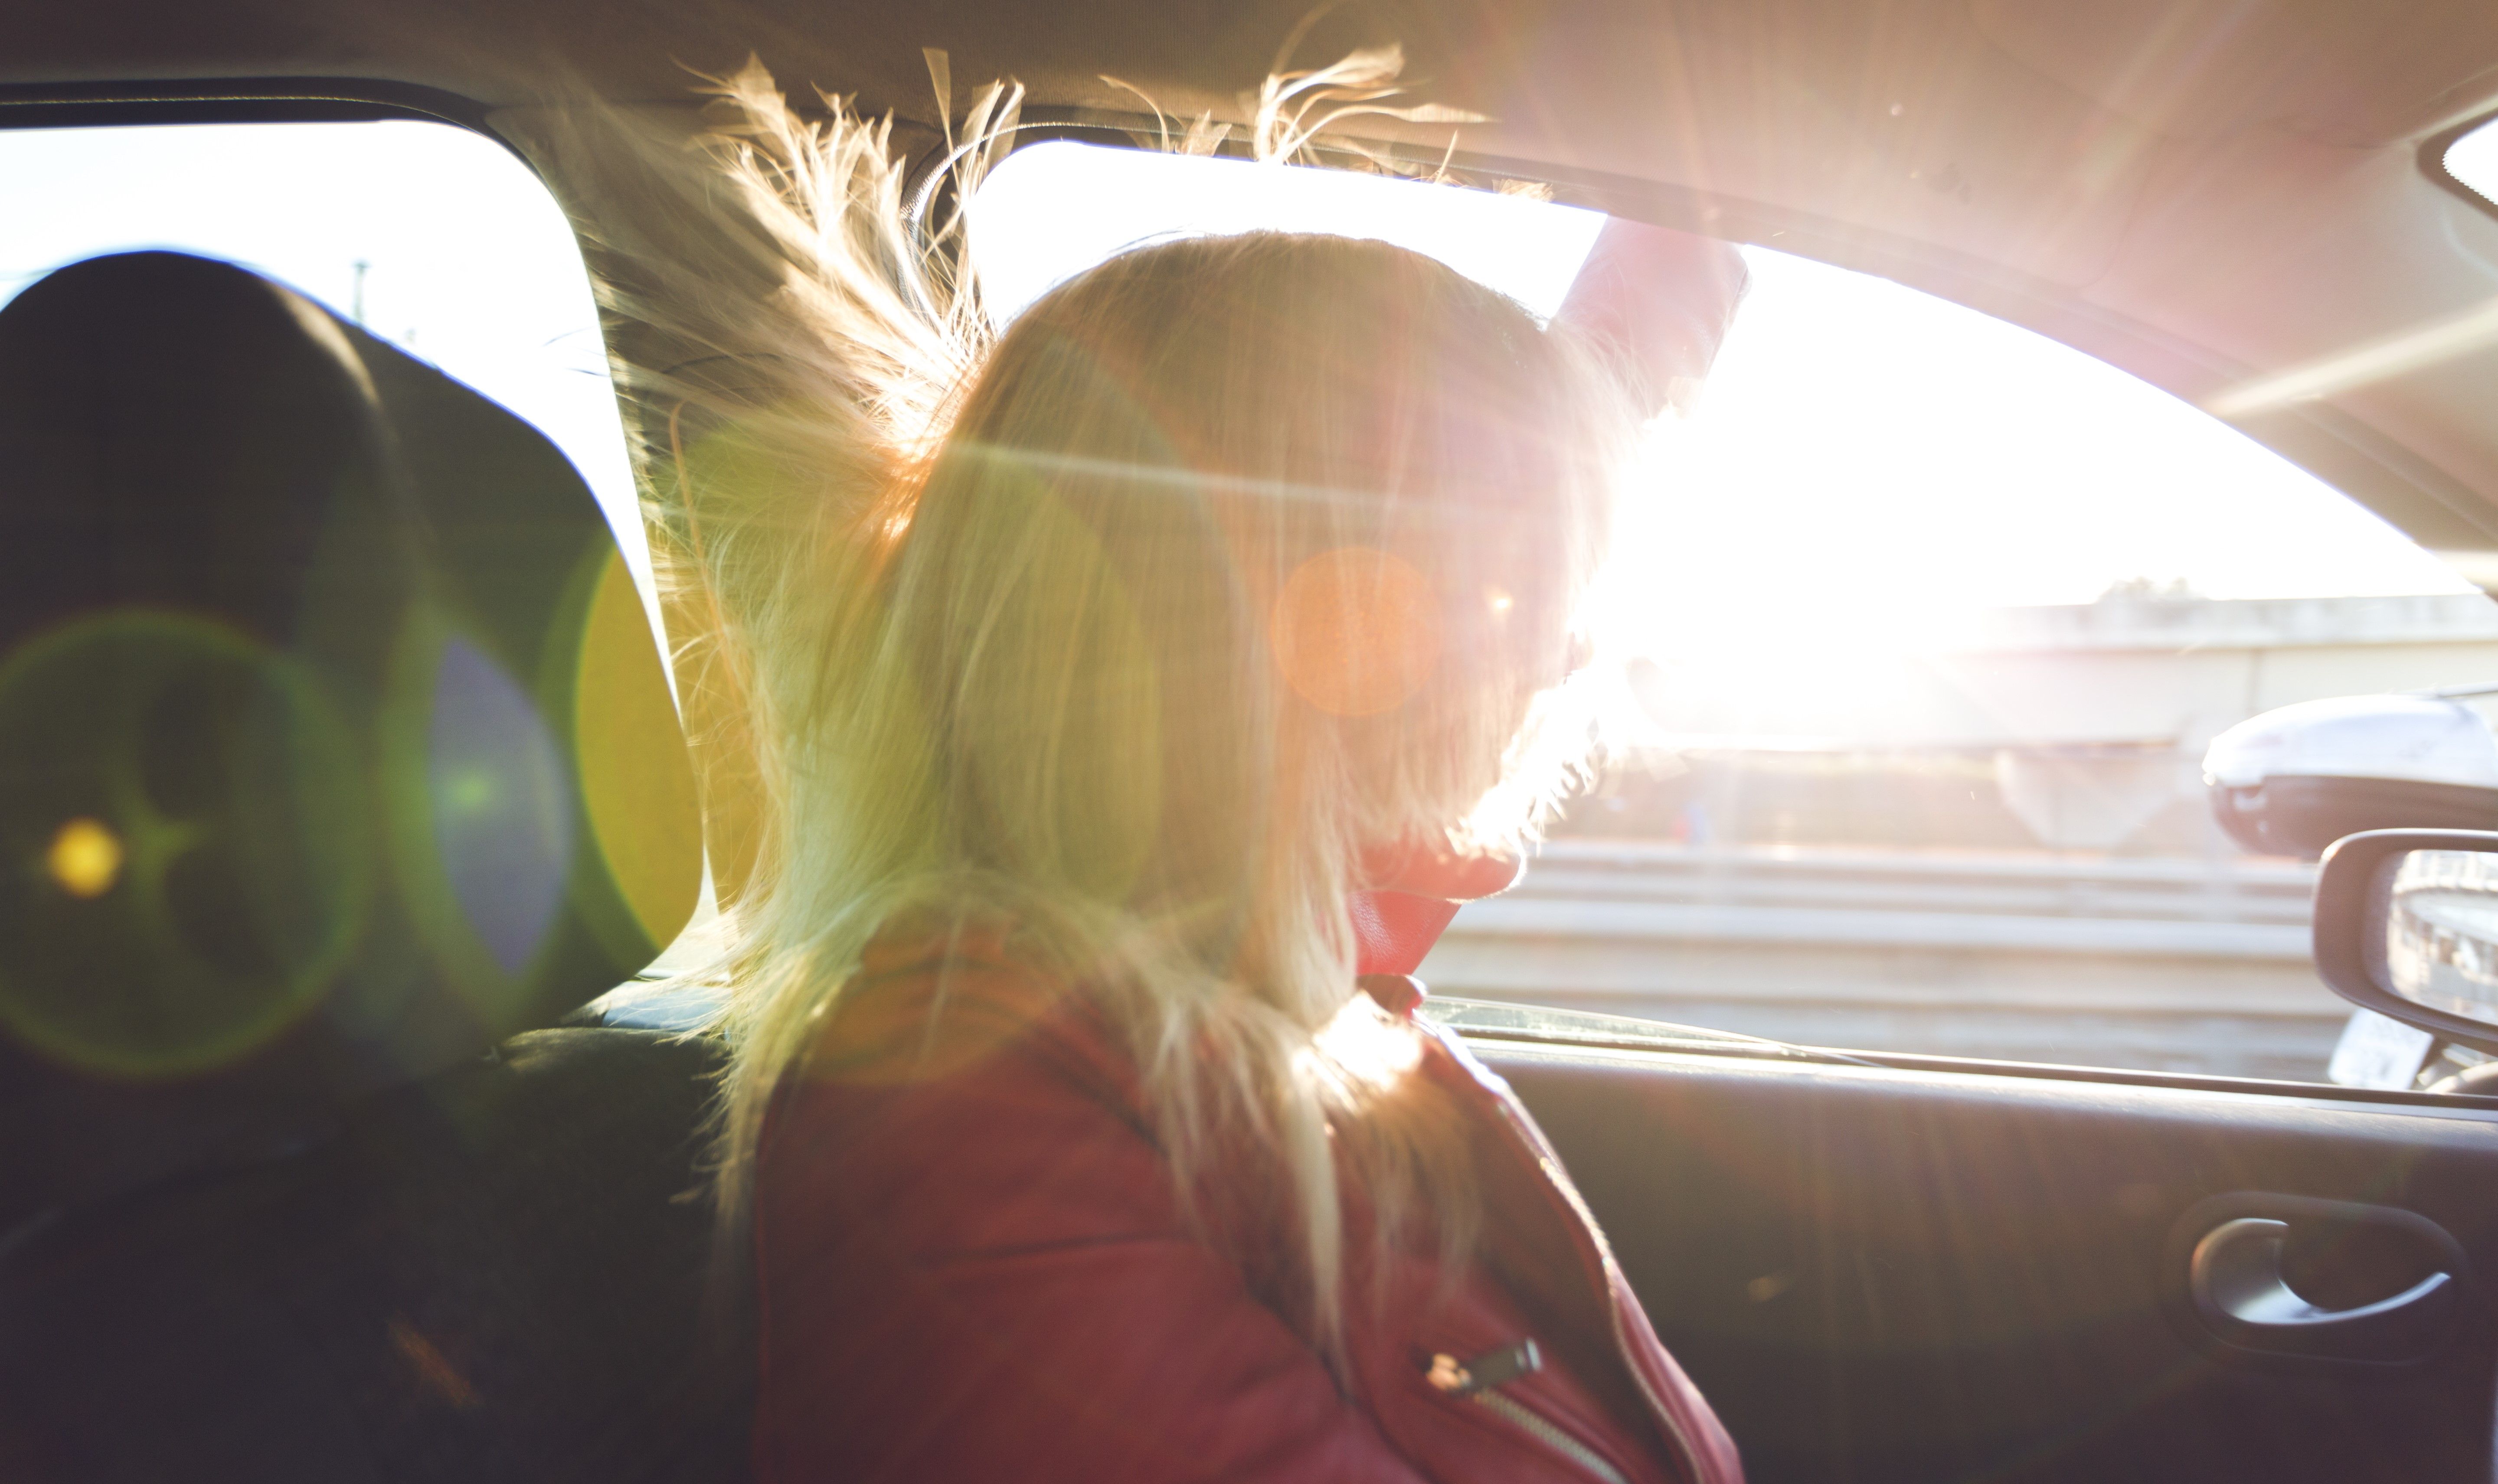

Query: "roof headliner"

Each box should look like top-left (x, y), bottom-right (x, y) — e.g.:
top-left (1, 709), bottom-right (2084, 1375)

top-left (13, 0), bottom-right (2498, 570)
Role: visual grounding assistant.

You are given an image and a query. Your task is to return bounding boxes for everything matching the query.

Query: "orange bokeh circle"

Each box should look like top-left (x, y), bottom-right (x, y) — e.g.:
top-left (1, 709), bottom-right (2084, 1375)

top-left (1272, 548), bottom-right (1443, 716)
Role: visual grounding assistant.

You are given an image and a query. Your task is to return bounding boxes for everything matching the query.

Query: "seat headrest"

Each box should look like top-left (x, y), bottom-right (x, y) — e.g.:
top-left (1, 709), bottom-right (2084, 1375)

top-left (0, 251), bottom-right (702, 1226)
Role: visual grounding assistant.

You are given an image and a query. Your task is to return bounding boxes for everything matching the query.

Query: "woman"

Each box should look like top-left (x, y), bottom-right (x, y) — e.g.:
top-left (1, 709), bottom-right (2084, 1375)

top-left (530, 59), bottom-right (1746, 1484)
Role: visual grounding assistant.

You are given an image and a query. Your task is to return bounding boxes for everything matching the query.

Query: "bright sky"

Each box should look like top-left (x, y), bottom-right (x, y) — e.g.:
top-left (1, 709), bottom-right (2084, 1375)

top-left (0, 121), bottom-right (2473, 680)
top-left (2447, 116), bottom-right (2498, 205)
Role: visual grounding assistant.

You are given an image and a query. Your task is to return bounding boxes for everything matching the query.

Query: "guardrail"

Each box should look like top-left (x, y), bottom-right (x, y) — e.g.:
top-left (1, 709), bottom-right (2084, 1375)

top-left (1418, 842), bottom-right (2342, 1081)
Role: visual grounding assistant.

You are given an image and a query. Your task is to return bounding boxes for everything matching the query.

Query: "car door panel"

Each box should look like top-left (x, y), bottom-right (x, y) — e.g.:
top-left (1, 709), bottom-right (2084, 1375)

top-left (1484, 1041), bottom-right (2498, 1484)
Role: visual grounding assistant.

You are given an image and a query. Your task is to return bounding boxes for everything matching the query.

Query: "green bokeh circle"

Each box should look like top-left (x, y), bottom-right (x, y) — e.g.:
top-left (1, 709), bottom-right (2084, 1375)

top-left (0, 612), bottom-right (370, 1078)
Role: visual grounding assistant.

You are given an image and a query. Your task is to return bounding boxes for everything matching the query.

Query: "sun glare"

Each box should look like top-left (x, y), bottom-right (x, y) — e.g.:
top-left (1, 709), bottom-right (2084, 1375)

top-left (1595, 249), bottom-right (2472, 668)
top-left (970, 140), bottom-right (2472, 714)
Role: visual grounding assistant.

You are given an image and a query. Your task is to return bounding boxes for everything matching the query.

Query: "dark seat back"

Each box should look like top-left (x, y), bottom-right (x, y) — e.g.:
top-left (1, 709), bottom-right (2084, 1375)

top-left (0, 251), bottom-right (742, 1482)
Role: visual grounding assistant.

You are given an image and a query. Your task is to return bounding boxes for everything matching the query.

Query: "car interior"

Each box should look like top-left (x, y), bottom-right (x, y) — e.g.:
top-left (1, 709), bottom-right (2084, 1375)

top-left (6, 2), bottom-right (2498, 1481)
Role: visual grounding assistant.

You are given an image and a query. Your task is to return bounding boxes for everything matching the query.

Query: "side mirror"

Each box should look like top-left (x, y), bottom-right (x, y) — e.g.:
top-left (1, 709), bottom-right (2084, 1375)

top-left (2315, 829), bottom-right (2498, 1058)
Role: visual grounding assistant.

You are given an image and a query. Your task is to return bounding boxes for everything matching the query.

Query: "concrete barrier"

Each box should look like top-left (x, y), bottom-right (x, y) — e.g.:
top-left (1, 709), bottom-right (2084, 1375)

top-left (1418, 841), bottom-right (2344, 1081)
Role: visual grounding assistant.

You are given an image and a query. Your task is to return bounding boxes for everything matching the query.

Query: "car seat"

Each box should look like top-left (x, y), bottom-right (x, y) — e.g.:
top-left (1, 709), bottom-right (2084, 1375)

top-left (0, 251), bottom-right (748, 1482)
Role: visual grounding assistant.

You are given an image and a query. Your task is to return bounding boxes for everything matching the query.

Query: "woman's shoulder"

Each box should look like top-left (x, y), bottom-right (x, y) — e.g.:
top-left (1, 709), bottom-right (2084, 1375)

top-left (759, 924), bottom-right (1180, 1257)
top-left (781, 923), bottom-right (1146, 1128)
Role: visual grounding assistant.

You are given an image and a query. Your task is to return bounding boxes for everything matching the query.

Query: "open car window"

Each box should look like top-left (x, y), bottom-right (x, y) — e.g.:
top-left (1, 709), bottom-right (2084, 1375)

top-left (973, 139), bottom-right (2497, 1089)
top-left (0, 120), bottom-right (643, 590)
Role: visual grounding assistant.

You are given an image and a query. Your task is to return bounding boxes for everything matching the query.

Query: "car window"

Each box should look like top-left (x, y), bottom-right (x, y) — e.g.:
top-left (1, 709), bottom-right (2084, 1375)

top-left (2444, 112), bottom-right (2498, 208)
top-left (973, 139), bottom-right (2498, 1088)
top-left (0, 120), bottom-right (643, 592)
top-left (0, 115), bottom-right (734, 989)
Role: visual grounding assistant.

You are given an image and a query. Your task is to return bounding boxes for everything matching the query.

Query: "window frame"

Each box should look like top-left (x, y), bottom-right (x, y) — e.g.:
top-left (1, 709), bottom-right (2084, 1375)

top-left (0, 76), bottom-right (495, 137)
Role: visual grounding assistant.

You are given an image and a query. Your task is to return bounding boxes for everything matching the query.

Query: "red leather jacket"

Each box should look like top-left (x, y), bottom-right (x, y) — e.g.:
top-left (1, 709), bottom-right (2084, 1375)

top-left (753, 864), bottom-right (1742, 1484)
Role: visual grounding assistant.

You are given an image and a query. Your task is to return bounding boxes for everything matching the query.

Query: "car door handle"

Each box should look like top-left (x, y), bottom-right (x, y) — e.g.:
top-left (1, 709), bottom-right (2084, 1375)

top-left (2191, 1217), bottom-right (2457, 1360)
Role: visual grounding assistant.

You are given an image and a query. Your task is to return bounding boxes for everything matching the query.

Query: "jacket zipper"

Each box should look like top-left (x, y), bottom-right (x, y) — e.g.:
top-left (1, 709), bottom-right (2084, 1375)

top-left (1424, 1341), bottom-right (1631, 1484)
top-left (1503, 1101), bottom-right (1704, 1481)
top-left (1414, 1021), bottom-right (1710, 1483)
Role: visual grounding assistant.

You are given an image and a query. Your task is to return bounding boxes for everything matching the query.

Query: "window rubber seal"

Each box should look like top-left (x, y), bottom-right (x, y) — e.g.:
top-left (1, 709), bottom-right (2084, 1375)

top-left (0, 77), bottom-right (498, 144)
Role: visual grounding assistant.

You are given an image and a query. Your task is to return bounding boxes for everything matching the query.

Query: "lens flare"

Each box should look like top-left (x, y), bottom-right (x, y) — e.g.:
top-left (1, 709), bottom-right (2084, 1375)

top-left (45, 817), bottom-right (122, 898)
top-left (572, 551), bottom-right (702, 960)
top-left (426, 635), bottom-right (571, 977)
top-left (0, 611), bottom-right (367, 1079)
top-left (1272, 547), bottom-right (1442, 716)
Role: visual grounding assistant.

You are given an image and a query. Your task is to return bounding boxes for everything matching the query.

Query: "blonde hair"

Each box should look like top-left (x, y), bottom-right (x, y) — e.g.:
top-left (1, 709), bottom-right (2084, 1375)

top-left (510, 57), bottom-right (1638, 1343)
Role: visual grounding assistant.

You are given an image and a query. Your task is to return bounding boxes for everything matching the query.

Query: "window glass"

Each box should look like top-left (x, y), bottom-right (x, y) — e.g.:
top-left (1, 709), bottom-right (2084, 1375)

top-left (974, 139), bottom-right (2498, 1086)
top-left (2445, 114), bottom-right (2498, 208)
top-left (971, 141), bottom-right (1604, 323)
top-left (0, 121), bottom-right (644, 589)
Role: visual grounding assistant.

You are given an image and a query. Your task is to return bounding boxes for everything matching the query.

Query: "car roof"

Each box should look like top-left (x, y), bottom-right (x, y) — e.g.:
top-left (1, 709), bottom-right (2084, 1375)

top-left (13, 0), bottom-right (2498, 569)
